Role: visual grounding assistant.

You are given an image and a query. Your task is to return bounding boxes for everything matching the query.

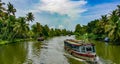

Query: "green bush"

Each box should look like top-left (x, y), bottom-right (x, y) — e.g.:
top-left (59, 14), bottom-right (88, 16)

top-left (88, 33), bottom-right (98, 40)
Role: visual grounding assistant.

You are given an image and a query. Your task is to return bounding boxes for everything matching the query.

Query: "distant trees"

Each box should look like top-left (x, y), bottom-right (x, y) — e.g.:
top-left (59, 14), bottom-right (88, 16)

top-left (74, 24), bottom-right (88, 36)
top-left (31, 23), bottom-right (73, 38)
top-left (75, 24), bottom-right (81, 34)
top-left (74, 5), bottom-right (120, 44)
top-left (31, 22), bottom-right (43, 38)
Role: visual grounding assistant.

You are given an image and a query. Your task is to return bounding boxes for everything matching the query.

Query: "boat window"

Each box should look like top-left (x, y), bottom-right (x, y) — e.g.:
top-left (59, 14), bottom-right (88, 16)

top-left (86, 46), bottom-right (95, 53)
top-left (81, 46), bottom-right (86, 53)
top-left (64, 42), bottom-right (67, 46)
top-left (65, 42), bottom-right (69, 46)
top-left (86, 46), bottom-right (92, 52)
top-left (73, 46), bottom-right (79, 51)
top-left (92, 46), bottom-right (95, 52)
top-left (79, 47), bottom-right (81, 52)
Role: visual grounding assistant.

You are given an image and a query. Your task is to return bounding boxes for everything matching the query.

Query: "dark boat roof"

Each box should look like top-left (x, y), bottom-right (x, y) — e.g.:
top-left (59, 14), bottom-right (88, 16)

top-left (64, 39), bottom-right (95, 46)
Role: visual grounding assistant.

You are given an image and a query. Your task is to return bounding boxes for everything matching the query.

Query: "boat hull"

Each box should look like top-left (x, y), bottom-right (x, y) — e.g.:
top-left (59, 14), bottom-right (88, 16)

top-left (64, 46), bottom-right (96, 62)
top-left (37, 37), bottom-right (44, 41)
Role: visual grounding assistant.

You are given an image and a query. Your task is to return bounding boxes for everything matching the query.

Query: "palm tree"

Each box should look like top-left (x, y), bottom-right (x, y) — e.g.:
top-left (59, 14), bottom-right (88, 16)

top-left (26, 12), bottom-right (34, 22)
top-left (99, 15), bottom-right (109, 36)
top-left (101, 15), bottom-right (108, 25)
top-left (117, 5), bottom-right (120, 16)
top-left (0, 1), bottom-right (6, 17)
top-left (0, 1), bottom-right (5, 11)
top-left (1, 15), bottom-right (16, 40)
top-left (105, 10), bottom-right (120, 42)
top-left (7, 2), bottom-right (16, 15)
top-left (13, 17), bottom-right (29, 38)
top-left (31, 22), bottom-right (43, 38)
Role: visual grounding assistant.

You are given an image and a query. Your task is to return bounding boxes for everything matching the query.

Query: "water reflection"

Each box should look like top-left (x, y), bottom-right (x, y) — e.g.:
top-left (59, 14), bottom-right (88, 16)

top-left (39, 36), bottom-right (71, 64)
top-left (0, 42), bottom-right (27, 64)
top-left (23, 41), bottom-right (41, 64)
top-left (95, 41), bottom-right (120, 64)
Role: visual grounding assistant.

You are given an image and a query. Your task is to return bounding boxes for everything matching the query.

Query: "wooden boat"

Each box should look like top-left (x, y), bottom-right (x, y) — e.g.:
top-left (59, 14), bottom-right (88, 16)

top-left (64, 39), bottom-right (97, 63)
top-left (37, 37), bottom-right (44, 41)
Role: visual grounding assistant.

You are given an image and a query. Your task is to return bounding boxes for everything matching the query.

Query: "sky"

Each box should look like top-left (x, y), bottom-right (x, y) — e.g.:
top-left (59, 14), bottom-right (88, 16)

top-left (2, 0), bottom-right (120, 31)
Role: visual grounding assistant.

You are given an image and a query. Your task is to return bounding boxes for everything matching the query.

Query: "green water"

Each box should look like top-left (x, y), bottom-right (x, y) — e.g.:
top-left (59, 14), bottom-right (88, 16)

top-left (95, 41), bottom-right (120, 64)
top-left (0, 36), bottom-right (120, 64)
top-left (0, 41), bottom-right (42, 64)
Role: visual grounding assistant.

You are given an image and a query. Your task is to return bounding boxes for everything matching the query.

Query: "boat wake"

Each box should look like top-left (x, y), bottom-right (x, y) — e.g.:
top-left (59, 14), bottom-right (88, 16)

top-left (64, 53), bottom-right (113, 64)
top-left (64, 53), bottom-right (87, 64)
top-left (96, 56), bottom-right (113, 64)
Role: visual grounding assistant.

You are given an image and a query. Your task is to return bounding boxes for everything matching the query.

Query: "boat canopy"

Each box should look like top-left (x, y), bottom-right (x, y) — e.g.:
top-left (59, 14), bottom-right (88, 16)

top-left (64, 39), bottom-right (94, 46)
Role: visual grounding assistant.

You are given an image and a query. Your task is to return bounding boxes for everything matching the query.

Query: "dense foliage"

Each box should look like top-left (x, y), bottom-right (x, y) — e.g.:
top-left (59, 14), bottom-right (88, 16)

top-left (74, 5), bottom-right (120, 44)
top-left (0, 1), bottom-right (73, 44)
top-left (31, 22), bottom-right (73, 38)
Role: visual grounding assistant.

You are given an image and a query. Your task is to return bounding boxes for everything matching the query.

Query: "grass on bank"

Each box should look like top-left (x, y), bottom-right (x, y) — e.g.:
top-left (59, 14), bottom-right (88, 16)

top-left (0, 38), bottom-right (34, 45)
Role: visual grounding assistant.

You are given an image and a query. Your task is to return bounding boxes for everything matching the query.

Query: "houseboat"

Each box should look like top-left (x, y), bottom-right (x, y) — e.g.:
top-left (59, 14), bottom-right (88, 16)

top-left (64, 39), bottom-right (97, 63)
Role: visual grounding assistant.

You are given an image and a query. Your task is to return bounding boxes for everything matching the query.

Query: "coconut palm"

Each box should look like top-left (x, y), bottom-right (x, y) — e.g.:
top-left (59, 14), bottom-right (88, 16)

top-left (98, 15), bottom-right (109, 36)
top-left (117, 5), bottom-right (120, 16)
top-left (13, 17), bottom-right (29, 38)
top-left (1, 15), bottom-right (16, 40)
top-left (0, 1), bottom-right (5, 11)
top-left (26, 12), bottom-right (34, 22)
top-left (105, 10), bottom-right (120, 42)
top-left (0, 1), bottom-right (6, 17)
top-left (7, 2), bottom-right (16, 15)
top-left (31, 22), bottom-right (43, 38)
top-left (101, 15), bottom-right (108, 25)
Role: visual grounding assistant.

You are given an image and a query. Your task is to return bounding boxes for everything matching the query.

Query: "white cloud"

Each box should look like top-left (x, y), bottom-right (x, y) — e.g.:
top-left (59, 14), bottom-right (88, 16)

top-left (32, 0), bottom-right (87, 18)
top-left (50, 26), bottom-right (55, 29)
top-left (58, 25), bottom-right (64, 29)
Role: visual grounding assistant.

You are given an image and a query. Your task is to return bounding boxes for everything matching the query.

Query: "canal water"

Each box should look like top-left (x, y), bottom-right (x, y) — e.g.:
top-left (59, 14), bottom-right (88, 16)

top-left (0, 36), bottom-right (120, 64)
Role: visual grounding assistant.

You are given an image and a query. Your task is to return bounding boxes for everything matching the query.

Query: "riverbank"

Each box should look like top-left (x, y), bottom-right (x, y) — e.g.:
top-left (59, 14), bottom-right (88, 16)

top-left (0, 40), bottom-right (9, 45)
top-left (0, 38), bottom-right (34, 45)
top-left (0, 36), bottom-right (52, 45)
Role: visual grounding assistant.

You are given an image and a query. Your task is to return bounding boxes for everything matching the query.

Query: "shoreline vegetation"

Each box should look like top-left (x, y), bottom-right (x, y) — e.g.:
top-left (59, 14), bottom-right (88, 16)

top-left (0, 38), bottom-right (33, 45)
top-left (74, 5), bottom-right (120, 45)
top-left (0, 1), bottom-right (73, 45)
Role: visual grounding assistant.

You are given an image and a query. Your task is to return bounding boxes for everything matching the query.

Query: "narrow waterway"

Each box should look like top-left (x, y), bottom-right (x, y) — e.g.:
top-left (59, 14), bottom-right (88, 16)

top-left (0, 36), bottom-right (120, 64)
top-left (38, 36), bottom-right (73, 64)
